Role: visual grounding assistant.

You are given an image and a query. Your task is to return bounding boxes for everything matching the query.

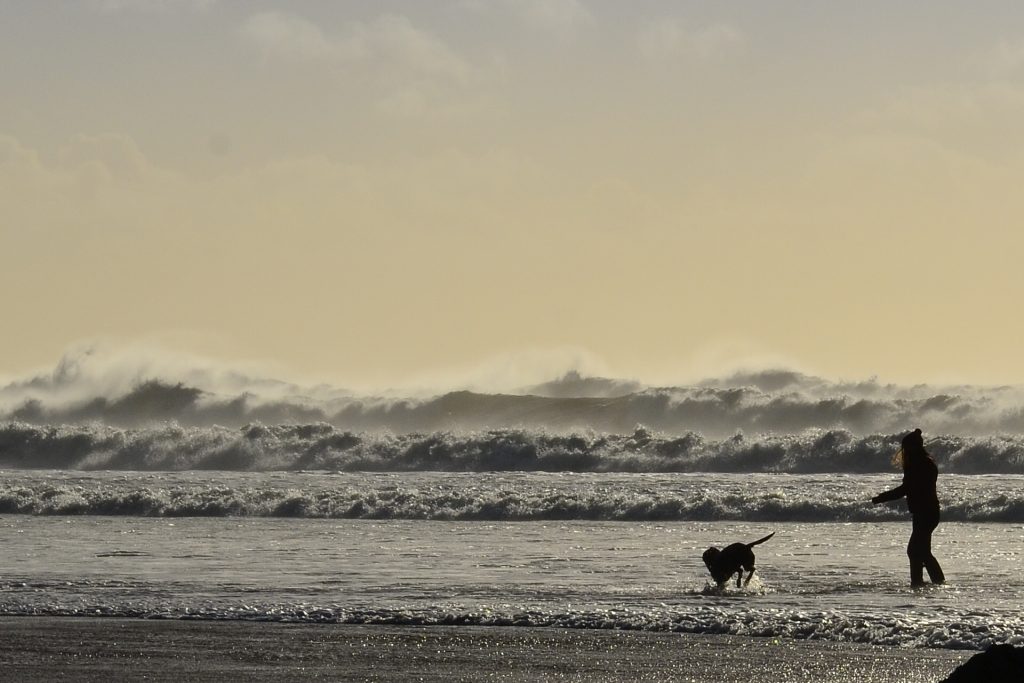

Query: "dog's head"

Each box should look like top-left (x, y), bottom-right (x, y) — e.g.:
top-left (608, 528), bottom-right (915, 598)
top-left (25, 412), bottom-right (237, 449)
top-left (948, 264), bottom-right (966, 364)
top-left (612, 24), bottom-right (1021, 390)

top-left (702, 547), bottom-right (720, 571)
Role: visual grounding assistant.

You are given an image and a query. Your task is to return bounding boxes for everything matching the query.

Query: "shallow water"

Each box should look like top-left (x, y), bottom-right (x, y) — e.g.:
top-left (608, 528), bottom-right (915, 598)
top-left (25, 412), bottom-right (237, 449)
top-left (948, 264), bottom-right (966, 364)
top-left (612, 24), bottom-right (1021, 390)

top-left (1, 472), bottom-right (1022, 650)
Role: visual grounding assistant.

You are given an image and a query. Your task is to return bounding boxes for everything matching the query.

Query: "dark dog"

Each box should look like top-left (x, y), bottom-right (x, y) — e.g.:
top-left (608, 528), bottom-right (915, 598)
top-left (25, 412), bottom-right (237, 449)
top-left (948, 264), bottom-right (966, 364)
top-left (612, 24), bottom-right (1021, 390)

top-left (702, 532), bottom-right (775, 588)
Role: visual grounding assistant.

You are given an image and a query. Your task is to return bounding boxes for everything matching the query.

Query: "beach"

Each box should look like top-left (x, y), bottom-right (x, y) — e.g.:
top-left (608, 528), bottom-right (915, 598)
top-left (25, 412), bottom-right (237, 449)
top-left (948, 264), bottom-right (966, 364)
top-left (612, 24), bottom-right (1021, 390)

top-left (0, 617), bottom-right (972, 682)
top-left (5, 1), bottom-right (1024, 679)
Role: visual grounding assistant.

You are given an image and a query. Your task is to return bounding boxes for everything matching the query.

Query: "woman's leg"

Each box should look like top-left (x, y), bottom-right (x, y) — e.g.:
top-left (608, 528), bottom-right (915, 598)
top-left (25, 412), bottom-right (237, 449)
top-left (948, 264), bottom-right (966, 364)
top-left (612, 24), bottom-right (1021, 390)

top-left (922, 512), bottom-right (944, 584)
top-left (908, 513), bottom-right (944, 585)
top-left (906, 528), bottom-right (925, 586)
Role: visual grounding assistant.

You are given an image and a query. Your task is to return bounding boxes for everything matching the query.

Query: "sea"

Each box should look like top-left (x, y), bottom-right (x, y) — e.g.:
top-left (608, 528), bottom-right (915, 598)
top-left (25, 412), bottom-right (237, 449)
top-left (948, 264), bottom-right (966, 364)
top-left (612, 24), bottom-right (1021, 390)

top-left (2, 359), bottom-right (1024, 652)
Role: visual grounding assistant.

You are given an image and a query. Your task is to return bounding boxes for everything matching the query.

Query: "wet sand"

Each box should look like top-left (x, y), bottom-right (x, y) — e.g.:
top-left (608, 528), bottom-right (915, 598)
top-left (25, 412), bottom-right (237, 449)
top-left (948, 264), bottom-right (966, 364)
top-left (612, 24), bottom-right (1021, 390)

top-left (0, 617), bottom-right (971, 682)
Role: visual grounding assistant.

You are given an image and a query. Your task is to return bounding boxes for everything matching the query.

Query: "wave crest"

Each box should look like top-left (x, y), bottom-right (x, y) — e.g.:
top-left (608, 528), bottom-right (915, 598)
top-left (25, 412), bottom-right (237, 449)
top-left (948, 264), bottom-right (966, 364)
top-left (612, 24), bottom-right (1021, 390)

top-left (3, 422), bottom-right (1024, 475)
top-left (7, 347), bottom-right (1024, 436)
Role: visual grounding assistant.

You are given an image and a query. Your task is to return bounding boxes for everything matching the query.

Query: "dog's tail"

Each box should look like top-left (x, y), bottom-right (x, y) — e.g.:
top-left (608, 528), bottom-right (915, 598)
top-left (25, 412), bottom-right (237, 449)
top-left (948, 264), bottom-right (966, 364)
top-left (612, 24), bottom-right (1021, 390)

top-left (747, 532), bottom-right (775, 548)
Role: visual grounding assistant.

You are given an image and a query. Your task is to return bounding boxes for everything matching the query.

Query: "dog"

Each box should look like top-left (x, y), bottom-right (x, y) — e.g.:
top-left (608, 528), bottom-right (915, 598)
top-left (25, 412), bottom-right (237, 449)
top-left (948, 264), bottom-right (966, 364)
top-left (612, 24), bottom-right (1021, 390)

top-left (702, 532), bottom-right (775, 588)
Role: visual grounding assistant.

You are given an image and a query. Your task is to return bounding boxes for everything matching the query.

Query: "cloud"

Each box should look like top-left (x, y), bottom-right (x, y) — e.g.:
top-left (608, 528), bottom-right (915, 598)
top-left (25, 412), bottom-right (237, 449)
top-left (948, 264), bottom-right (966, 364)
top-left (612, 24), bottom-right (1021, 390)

top-left (94, 0), bottom-right (216, 12)
top-left (240, 11), bottom-right (342, 62)
top-left (241, 11), bottom-right (473, 82)
top-left (460, 0), bottom-right (593, 36)
top-left (0, 136), bottom-right (47, 208)
top-left (0, 135), bottom-right (42, 173)
top-left (850, 82), bottom-right (1024, 160)
top-left (638, 20), bottom-right (744, 63)
top-left (974, 39), bottom-right (1024, 79)
top-left (58, 134), bottom-right (153, 182)
top-left (512, 0), bottom-right (594, 34)
top-left (0, 132), bottom-right (172, 222)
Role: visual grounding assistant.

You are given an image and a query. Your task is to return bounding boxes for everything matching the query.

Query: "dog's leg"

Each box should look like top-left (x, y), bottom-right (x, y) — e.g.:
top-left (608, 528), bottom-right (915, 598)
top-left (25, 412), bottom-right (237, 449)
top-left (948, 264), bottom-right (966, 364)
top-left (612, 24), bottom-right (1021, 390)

top-left (743, 569), bottom-right (754, 586)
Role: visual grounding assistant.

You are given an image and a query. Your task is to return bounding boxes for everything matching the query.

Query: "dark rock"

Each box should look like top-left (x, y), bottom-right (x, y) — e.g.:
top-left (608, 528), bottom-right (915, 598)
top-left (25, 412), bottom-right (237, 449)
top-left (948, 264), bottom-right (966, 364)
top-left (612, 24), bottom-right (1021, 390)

top-left (942, 644), bottom-right (1024, 682)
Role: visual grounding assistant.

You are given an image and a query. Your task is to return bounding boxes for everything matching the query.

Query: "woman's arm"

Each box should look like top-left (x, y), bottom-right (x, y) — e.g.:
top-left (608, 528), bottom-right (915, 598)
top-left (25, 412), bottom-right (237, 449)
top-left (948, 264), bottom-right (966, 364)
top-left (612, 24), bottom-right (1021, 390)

top-left (872, 482), bottom-right (906, 504)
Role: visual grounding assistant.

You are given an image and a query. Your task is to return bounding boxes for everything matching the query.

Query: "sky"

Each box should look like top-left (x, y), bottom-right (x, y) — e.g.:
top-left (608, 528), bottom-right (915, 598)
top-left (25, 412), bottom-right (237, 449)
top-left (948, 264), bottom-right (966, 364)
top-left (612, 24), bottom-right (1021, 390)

top-left (3, 1), bottom-right (1024, 390)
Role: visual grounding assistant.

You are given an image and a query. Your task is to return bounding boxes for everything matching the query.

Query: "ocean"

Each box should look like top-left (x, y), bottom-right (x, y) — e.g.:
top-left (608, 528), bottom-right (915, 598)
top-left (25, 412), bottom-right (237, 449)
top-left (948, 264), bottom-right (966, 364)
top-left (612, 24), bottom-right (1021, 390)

top-left (2, 469), bottom-right (1022, 651)
top-left (2, 363), bottom-right (1024, 655)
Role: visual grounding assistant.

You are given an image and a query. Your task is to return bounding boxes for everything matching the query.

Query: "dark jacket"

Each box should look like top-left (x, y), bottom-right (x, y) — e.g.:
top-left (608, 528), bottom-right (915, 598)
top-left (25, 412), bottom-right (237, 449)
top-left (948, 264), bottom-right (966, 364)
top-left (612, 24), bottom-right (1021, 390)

top-left (873, 454), bottom-right (940, 516)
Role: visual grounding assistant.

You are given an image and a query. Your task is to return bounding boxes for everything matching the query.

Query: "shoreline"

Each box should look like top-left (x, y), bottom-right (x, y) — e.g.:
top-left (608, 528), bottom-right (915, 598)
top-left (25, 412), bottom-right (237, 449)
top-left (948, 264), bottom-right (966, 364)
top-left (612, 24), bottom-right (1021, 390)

top-left (0, 616), bottom-right (972, 682)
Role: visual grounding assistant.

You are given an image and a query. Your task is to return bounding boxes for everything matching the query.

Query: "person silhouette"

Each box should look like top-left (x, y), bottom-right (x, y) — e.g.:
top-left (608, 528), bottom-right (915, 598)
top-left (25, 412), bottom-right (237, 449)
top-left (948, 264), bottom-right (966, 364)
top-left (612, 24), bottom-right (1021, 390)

top-left (872, 428), bottom-right (945, 586)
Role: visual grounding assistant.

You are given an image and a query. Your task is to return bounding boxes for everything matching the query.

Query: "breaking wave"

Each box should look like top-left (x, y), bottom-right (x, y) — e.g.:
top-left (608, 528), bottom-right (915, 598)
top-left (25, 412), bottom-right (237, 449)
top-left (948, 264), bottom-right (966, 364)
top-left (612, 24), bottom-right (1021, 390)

top-left (7, 380), bottom-right (1024, 437)
top-left (6, 345), bottom-right (1024, 437)
top-left (1, 470), bottom-right (1023, 521)
top-left (3, 422), bottom-right (1024, 474)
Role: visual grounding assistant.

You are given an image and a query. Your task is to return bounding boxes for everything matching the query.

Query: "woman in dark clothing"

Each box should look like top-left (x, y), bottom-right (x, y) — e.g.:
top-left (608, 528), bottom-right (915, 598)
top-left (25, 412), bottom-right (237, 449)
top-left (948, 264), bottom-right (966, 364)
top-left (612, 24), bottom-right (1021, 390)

top-left (872, 428), bottom-right (946, 586)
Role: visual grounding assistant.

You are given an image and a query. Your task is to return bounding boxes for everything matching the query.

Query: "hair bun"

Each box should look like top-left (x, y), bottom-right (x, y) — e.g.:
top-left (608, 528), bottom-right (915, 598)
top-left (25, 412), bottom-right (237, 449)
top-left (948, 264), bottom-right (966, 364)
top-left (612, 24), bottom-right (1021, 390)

top-left (901, 428), bottom-right (925, 449)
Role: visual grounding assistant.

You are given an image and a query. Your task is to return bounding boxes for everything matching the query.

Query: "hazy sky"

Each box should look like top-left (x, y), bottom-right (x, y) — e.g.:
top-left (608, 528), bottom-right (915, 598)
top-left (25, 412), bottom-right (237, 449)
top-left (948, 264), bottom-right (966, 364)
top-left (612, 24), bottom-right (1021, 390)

top-left (3, 1), bottom-right (1024, 388)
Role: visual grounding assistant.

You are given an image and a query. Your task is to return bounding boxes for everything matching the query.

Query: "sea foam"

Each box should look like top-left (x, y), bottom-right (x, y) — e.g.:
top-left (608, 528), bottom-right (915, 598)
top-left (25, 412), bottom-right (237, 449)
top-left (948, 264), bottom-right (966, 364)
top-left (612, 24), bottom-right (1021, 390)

top-left (2, 470), bottom-right (1022, 522)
